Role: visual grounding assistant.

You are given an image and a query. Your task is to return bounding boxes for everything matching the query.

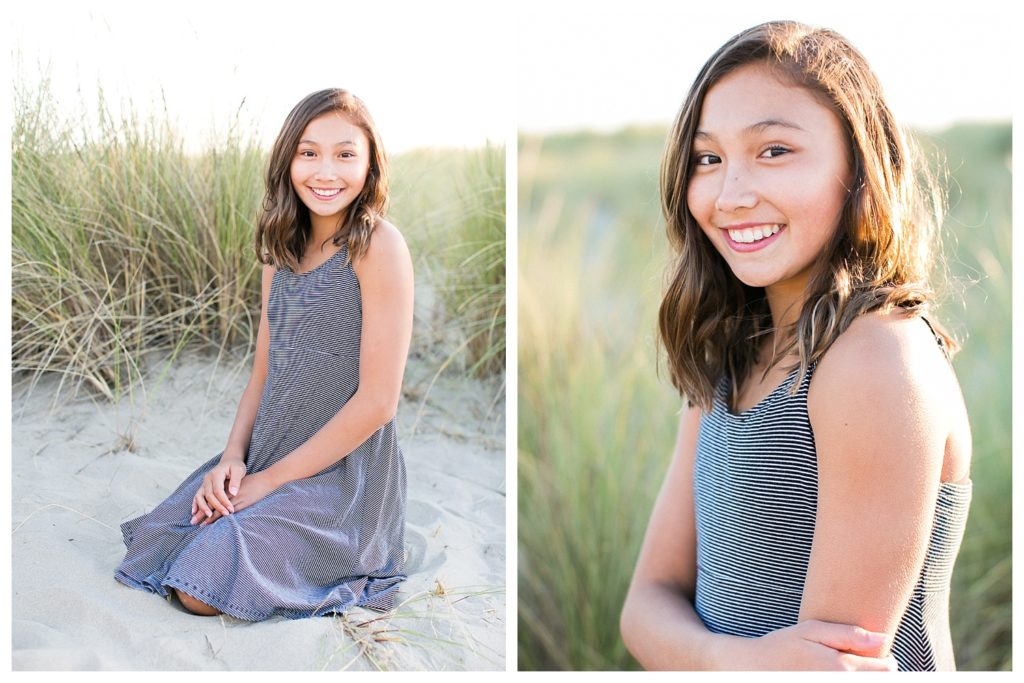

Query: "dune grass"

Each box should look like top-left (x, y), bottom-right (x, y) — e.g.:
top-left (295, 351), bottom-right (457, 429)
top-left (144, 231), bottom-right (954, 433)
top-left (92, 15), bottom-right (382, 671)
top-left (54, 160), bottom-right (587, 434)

top-left (390, 144), bottom-right (506, 380)
top-left (324, 585), bottom-right (505, 671)
top-left (517, 122), bottom-right (1011, 671)
top-left (11, 76), bottom-right (506, 403)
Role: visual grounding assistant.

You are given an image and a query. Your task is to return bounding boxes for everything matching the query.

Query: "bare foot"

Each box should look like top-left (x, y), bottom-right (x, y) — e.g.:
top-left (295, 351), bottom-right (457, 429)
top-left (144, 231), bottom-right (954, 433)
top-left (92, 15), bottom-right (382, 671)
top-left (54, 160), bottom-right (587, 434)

top-left (173, 587), bottom-right (222, 616)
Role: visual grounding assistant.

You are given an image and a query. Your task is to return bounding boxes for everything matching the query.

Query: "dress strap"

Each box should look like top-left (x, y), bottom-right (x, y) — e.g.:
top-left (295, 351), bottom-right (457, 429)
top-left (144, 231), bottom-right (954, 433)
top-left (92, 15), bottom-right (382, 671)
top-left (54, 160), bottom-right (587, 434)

top-left (920, 316), bottom-right (951, 360)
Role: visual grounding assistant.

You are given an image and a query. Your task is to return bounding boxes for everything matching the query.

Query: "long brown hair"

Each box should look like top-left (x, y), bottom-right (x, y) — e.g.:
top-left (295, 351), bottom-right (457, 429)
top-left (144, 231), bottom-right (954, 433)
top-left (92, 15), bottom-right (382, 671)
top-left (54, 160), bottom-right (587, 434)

top-left (658, 20), bottom-right (951, 410)
top-left (255, 88), bottom-right (389, 269)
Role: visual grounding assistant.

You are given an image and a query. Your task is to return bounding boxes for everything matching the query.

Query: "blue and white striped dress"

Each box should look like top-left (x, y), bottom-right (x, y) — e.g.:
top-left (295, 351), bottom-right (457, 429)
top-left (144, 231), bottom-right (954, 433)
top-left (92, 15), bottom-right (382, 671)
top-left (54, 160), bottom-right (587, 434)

top-left (693, 351), bottom-right (971, 670)
top-left (115, 244), bottom-right (407, 621)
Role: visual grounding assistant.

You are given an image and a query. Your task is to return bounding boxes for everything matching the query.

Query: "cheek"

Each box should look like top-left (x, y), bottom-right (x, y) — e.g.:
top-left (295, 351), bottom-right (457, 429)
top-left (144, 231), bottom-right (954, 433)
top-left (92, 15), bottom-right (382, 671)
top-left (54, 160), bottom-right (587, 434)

top-left (349, 163), bottom-right (371, 194)
top-left (685, 177), bottom-right (713, 224)
top-left (805, 175), bottom-right (849, 236)
top-left (686, 181), bottom-right (724, 248)
top-left (356, 160), bottom-right (371, 181)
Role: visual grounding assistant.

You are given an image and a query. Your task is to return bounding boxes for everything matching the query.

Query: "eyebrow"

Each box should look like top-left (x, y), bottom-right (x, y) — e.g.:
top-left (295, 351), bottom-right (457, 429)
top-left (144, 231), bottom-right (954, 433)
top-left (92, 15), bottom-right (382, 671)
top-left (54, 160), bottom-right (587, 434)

top-left (695, 118), bottom-right (806, 140)
top-left (297, 139), bottom-right (359, 147)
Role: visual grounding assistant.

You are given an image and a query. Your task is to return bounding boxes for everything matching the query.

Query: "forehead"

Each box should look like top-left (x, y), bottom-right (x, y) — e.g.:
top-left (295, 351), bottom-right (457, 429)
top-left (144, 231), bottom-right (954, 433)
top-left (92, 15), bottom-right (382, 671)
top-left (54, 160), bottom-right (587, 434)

top-left (299, 111), bottom-right (368, 145)
top-left (697, 62), bottom-right (843, 137)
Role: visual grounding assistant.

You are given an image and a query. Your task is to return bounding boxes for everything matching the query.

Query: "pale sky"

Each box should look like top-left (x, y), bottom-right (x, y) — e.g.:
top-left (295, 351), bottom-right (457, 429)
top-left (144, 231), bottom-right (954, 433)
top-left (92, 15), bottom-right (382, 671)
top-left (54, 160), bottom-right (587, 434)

top-left (10, 0), bottom-right (1014, 153)
top-left (10, 1), bottom-right (513, 153)
top-left (518, 0), bottom-right (1015, 133)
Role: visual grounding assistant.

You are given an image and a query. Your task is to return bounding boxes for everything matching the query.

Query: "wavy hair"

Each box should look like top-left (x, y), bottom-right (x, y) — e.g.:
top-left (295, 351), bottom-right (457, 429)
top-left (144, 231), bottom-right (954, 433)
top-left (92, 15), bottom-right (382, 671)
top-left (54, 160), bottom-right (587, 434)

top-left (255, 88), bottom-right (389, 269)
top-left (658, 20), bottom-right (951, 410)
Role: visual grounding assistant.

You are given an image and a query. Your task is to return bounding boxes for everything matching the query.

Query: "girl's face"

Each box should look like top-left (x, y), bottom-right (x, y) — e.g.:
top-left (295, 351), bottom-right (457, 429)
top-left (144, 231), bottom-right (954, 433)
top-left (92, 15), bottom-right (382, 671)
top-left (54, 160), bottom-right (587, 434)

top-left (687, 62), bottom-right (852, 296)
top-left (290, 111), bottom-right (371, 229)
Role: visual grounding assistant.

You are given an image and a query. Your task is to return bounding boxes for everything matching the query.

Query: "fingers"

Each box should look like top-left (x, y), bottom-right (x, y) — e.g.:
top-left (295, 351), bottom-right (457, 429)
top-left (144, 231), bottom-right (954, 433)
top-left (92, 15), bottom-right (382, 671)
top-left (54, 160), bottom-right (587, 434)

top-left (203, 478), bottom-right (234, 517)
top-left (227, 464), bottom-right (246, 497)
top-left (211, 480), bottom-right (236, 516)
top-left (837, 653), bottom-right (899, 672)
top-left (191, 499), bottom-right (227, 526)
top-left (191, 492), bottom-right (211, 525)
top-left (191, 465), bottom-right (238, 525)
top-left (200, 509), bottom-right (223, 527)
top-left (802, 621), bottom-right (891, 658)
top-left (194, 490), bottom-right (213, 520)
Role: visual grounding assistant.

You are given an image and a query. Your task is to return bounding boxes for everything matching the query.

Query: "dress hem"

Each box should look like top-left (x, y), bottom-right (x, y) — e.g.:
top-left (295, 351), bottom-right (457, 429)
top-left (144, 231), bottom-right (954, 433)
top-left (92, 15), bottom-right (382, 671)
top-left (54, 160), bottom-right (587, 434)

top-left (115, 568), bottom-right (405, 622)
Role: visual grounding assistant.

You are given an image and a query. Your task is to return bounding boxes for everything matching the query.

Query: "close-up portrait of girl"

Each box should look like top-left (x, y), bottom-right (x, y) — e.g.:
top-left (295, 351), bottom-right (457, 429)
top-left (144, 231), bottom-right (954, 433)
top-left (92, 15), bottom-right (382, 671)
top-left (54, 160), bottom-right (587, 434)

top-left (518, 2), bottom-right (1007, 672)
top-left (619, 20), bottom-right (975, 670)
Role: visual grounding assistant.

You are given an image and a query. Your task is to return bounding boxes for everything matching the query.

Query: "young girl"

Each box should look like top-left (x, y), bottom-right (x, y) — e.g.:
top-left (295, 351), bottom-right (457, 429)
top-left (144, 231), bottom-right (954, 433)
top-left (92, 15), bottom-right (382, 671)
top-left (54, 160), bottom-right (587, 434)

top-left (115, 88), bottom-right (414, 621)
top-left (620, 22), bottom-right (971, 671)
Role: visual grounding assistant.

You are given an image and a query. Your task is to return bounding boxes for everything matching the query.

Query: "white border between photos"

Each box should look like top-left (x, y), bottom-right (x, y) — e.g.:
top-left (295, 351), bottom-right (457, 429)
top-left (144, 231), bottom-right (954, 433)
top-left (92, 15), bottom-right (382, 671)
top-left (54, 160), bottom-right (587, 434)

top-left (506, 91), bottom-right (519, 675)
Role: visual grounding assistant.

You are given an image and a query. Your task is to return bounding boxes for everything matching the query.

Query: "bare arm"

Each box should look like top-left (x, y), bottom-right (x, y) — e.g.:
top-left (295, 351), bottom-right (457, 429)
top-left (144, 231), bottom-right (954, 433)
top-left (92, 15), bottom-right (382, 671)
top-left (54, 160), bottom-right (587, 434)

top-left (193, 263), bottom-right (276, 521)
top-left (620, 404), bottom-right (735, 669)
top-left (220, 262), bottom-right (276, 463)
top-left (622, 396), bottom-right (900, 671)
top-left (800, 313), bottom-right (955, 646)
top-left (264, 221), bottom-right (413, 486)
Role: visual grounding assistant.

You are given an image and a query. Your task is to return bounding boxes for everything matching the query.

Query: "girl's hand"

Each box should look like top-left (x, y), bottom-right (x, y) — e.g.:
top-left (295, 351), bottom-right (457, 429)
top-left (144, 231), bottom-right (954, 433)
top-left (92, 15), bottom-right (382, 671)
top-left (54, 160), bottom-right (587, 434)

top-left (191, 471), bottom-right (282, 526)
top-left (729, 620), bottom-right (898, 671)
top-left (191, 459), bottom-right (247, 523)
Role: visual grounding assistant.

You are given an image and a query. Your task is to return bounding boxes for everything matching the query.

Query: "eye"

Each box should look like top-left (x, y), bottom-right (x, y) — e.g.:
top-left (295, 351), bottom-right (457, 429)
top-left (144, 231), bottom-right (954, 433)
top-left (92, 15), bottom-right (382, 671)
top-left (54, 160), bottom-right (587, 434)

top-left (693, 152), bottom-right (721, 167)
top-left (298, 150), bottom-right (315, 158)
top-left (340, 151), bottom-right (356, 159)
top-left (760, 145), bottom-right (790, 159)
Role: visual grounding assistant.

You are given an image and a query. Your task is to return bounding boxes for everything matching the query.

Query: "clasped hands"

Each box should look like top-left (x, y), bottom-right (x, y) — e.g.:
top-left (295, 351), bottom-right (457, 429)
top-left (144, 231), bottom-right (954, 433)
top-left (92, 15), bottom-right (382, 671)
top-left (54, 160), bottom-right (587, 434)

top-left (190, 458), bottom-right (279, 526)
top-left (736, 620), bottom-right (899, 671)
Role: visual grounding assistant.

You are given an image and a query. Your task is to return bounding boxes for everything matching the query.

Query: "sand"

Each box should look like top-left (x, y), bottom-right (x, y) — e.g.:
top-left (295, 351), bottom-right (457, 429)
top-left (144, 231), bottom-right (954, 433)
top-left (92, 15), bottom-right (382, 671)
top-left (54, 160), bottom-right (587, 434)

top-left (10, 348), bottom-right (505, 671)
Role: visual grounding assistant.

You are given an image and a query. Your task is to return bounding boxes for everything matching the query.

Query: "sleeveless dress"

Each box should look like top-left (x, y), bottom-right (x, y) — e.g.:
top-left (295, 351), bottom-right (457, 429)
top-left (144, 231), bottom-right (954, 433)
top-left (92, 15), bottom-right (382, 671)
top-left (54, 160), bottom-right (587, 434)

top-left (115, 244), bottom-right (408, 621)
top-left (692, 321), bottom-right (971, 671)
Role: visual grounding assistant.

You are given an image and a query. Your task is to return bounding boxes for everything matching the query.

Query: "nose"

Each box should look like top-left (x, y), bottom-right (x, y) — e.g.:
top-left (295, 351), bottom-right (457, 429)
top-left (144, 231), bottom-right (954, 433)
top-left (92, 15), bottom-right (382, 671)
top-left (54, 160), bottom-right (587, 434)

top-left (714, 166), bottom-right (758, 213)
top-left (314, 158), bottom-right (340, 180)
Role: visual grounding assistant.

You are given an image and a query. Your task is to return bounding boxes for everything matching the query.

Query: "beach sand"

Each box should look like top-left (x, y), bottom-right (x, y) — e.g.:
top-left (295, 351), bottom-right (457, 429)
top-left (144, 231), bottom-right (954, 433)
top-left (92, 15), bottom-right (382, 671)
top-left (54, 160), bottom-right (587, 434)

top-left (11, 349), bottom-right (505, 671)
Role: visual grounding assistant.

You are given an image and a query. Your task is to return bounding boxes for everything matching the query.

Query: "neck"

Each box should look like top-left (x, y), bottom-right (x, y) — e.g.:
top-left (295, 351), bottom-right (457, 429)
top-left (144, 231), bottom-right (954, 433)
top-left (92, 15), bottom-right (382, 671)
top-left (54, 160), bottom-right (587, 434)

top-left (308, 211), bottom-right (347, 252)
top-left (765, 279), bottom-right (806, 334)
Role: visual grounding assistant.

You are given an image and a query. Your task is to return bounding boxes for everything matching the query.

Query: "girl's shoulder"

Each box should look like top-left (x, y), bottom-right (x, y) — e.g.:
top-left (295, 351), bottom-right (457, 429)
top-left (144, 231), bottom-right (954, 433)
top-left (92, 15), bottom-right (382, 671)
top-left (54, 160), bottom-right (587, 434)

top-left (807, 307), bottom-right (968, 462)
top-left (351, 218), bottom-right (413, 284)
top-left (355, 219), bottom-right (408, 263)
top-left (368, 218), bottom-right (405, 249)
top-left (262, 256), bottom-right (278, 279)
top-left (822, 308), bottom-right (942, 366)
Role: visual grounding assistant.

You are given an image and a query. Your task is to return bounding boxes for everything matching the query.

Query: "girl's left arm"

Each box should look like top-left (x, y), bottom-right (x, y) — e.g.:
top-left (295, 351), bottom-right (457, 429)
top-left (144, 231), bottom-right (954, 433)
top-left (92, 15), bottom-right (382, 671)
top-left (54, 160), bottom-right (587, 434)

top-left (799, 313), bottom-right (954, 650)
top-left (263, 221), bottom-right (414, 487)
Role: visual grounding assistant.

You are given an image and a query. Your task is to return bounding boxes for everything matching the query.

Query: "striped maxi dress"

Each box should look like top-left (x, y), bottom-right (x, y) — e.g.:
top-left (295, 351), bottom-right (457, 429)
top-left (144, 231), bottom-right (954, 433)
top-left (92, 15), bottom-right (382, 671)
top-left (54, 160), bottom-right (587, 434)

top-left (115, 244), bottom-right (407, 621)
top-left (692, 326), bottom-right (971, 670)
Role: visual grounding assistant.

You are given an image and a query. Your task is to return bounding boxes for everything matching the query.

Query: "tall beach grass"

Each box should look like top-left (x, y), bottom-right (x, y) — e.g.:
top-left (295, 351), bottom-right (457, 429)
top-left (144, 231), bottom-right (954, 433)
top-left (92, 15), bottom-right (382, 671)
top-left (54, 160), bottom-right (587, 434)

top-left (12, 76), bottom-right (506, 404)
top-left (390, 144), bottom-right (506, 381)
top-left (517, 122), bottom-right (1011, 671)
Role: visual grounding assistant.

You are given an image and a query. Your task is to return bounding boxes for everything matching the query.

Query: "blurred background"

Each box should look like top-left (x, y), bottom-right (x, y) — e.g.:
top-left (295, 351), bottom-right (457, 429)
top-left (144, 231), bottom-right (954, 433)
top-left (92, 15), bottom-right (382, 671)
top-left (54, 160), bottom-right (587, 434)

top-left (518, 0), bottom-right (1012, 671)
top-left (10, 1), bottom-right (508, 403)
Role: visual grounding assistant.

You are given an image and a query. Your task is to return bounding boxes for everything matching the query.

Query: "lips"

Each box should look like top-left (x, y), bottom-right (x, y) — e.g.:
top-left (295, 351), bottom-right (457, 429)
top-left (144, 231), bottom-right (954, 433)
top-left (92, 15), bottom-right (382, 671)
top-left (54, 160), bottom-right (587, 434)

top-left (720, 223), bottom-right (786, 252)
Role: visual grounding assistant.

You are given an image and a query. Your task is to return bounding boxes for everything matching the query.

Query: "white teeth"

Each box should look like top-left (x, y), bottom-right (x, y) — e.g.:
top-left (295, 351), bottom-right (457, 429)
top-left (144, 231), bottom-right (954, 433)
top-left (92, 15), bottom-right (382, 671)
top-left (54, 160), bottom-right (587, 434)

top-left (728, 224), bottom-right (781, 243)
top-left (311, 187), bottom-right (341, 197)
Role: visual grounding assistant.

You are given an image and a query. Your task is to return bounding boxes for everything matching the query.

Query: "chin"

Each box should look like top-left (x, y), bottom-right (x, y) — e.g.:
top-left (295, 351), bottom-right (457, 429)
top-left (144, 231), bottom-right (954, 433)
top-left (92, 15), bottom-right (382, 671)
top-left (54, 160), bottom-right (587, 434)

top-left (727, 269), bottom-right (777, 289)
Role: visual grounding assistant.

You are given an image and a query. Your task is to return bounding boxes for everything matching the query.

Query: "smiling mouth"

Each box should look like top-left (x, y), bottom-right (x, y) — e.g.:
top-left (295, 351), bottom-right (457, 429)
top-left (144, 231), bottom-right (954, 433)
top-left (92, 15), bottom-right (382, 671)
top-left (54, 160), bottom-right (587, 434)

top-left (310, 187), bottom-right (342, 199)
top-left (726, 223), bottom-right (784, 244)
